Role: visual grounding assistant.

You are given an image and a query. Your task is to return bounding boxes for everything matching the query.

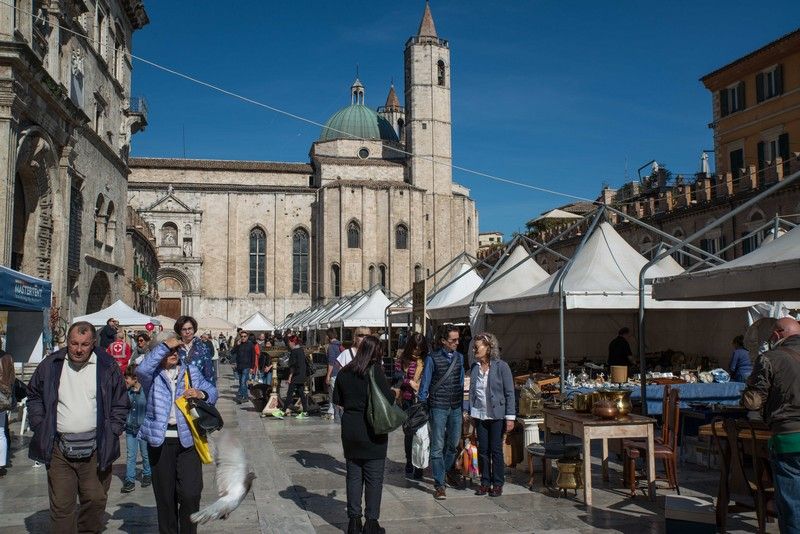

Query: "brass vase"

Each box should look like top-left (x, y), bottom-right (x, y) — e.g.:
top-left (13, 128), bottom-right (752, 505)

top-left (596, 390), bottom-right (632, 417)
top-left (556, 459), bottom-right (583, 495)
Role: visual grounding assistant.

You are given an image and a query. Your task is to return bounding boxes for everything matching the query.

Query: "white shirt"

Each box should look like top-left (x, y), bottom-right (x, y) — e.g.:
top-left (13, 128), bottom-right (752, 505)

top-left (165, 367), bottom-right (179, 426)
top-left (337, 348), bottom-right (355, 369)
top-left (470, 365), bottom-right (490, 420)
top-left (57, 354), bottom-right (98, 433)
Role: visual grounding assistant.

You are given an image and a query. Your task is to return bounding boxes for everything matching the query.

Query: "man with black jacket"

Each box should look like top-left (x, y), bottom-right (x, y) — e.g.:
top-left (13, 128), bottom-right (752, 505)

top-left (743, 317), bottom-right (800, 533)
top-left (230, 330), bottom-right (255, 404)
top-left (98, 318), bottom-right (118, 349)
top-left (281, 335), bottom-right (309, 418)
top-left (27, 321), bottom-right (129, 533)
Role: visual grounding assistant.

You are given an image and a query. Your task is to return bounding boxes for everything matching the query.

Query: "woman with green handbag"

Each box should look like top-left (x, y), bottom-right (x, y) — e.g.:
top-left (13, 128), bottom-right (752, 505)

top-left (332, 335), bottom-right (394, 534)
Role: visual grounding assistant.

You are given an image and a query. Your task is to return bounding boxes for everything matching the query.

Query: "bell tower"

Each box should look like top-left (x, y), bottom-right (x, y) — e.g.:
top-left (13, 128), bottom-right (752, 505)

top-left (405, 1), bottom-right (453, 276)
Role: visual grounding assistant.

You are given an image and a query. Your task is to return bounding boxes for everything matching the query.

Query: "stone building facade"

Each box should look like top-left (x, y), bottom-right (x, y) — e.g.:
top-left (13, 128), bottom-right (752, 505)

top-left (531, 29), bottom-right (800, 271)
top-left (0, 0), bottom-right (148, 318)
top-left (123, 205), bottom-right (158, 315)
top-left (128, 4), bottom-right (478, 324)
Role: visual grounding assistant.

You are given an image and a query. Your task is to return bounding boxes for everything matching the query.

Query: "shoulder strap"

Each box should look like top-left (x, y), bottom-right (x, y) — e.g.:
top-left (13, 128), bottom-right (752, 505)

top-left (429, 353), bottom-right (459, 397)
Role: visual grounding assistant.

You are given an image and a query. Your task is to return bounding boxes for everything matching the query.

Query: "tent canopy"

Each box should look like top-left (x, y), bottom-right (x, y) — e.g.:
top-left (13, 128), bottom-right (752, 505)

top-left (485, 222), bottom-right (742, 314)
top-left (428, 245), bottom-right (548, 320)
top-left (652, 223), bottom-right (800, 301)
top-left (238, 311), bottom-right (276, 332)
top-left (73, 299), bottom-right (154, 327)
top-left (195, 315), bottom-right (236, 332)
top-left (333, 289), bottom-right (395, 328)
top-left (427, 259), bottom-right (483, 312)
top-left (530, 208), bottom-right (583, 223)
top-left (0, 265), bottom-right (52, 311)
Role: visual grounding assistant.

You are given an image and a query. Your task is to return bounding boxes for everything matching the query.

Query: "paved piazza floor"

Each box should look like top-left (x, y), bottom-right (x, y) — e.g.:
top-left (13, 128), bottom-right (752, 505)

top-left (0, 373), bottom-right (773, 533)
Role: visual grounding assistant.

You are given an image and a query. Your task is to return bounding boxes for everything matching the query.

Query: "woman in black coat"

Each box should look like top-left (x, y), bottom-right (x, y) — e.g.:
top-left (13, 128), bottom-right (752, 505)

top-left (332, 335), bottom-right (393, 534)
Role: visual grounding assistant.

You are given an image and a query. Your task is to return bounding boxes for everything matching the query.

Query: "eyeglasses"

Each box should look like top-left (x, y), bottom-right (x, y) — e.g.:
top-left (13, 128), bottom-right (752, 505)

top-left (180, 327), bottom-right (194, 333)
top-left (445, 337), bottom-right (459, 344)
top-left (137, 338), bottom-right (145, 343)
top-left (355, 334), bottom-right (366, 338)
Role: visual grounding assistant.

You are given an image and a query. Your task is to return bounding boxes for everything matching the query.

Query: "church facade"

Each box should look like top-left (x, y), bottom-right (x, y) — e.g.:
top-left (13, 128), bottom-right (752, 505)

top-left (127, 4), bottom-right (478, 325)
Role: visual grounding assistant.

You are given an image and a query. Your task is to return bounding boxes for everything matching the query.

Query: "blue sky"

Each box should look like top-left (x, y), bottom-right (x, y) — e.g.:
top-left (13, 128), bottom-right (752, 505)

top-left (130, 1), bottom-right (800, 237)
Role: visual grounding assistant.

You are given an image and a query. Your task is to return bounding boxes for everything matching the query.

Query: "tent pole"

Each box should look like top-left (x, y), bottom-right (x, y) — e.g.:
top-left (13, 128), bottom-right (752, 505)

top-left (638, 167), bottom-right (800, 415)
top-left (556, 207), bottom-right (606, 396)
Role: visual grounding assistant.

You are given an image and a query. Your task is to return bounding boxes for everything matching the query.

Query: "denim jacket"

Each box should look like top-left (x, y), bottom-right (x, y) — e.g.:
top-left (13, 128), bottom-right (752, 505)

top-left (125, 386), bottom-right (147, 435)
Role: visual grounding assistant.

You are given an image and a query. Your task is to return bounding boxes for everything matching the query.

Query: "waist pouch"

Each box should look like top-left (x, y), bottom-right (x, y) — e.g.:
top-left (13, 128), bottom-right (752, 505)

top-left (59, 430), bottom-right (97, 460)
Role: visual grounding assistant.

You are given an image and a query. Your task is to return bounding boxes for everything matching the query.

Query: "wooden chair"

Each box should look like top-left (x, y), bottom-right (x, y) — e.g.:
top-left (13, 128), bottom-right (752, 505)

top-left (623, 387), bottom-right (680, 497)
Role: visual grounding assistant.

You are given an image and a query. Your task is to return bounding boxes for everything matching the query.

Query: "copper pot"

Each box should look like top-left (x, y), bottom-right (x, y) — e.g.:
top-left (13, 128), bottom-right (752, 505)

top-left (573, 393), bottom-right (594, 413)
top-left (595, 389), bottom-right (632, 417)
top-left (592, 399), bottom-right (619, 419)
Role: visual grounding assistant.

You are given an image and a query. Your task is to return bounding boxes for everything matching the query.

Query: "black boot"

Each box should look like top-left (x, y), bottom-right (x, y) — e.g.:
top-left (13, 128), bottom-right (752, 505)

top-left (347, 516), bottom-right (363, 534)
top-left (363, 518), bottom-right (385, 534)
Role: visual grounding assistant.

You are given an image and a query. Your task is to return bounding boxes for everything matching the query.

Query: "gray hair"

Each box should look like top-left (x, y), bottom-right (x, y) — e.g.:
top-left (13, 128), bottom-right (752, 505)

top-left (474, 332), bottom-right (501, 360)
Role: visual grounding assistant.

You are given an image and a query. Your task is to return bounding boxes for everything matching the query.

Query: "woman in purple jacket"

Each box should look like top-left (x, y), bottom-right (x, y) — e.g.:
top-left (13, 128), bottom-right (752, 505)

top-left (137, 335), bottom-right (218, 534)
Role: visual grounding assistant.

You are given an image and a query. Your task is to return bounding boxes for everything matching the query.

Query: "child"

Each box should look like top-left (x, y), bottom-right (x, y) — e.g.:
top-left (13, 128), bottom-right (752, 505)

top-left (122, 364), bottom-right (151, 493)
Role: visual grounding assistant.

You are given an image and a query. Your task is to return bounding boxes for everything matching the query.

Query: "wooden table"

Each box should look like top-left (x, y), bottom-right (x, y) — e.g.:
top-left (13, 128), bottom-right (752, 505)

top-left (700, 420), bottom-right (772, 531)
top-left (543, 408), bottom-right (656, 506)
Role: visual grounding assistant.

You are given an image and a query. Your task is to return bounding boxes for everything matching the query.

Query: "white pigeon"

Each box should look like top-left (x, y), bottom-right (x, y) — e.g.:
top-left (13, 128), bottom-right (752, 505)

top-left (190, 430), bottom-right (256, 524)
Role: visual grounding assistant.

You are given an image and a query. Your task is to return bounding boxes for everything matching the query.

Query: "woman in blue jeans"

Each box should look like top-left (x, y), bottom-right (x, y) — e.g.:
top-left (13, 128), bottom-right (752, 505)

top-left (466, 332), bottom-right (516, 497)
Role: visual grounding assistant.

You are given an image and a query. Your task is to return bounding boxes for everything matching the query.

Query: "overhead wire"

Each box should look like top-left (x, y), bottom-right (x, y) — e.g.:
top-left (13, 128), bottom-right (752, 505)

top-left (2, 0), bottom-right (595, 204)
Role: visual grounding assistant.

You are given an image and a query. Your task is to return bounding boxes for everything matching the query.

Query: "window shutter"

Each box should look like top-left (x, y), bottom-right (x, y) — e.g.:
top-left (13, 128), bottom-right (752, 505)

top-left (719, 90), bottom-right (729, 117)
top-left (775, 64), bottom-right (783, 95)
top-left (756, 72), bottom-right (765, 103)
top-left (737, 82), bottom-right (746, 111)
top-left (757, 141), bottom-right (765, 169)
top-left (778, 133), bottom-right (790, 160)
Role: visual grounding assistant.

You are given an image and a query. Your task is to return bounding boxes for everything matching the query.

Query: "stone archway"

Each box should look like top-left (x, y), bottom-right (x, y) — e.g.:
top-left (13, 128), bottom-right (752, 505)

top-left (11, 127), bottom-right (60, 279)
top-left (157, 268), bottom-right (192, 319)
top-left (86, 272), bottom-right (111, 314)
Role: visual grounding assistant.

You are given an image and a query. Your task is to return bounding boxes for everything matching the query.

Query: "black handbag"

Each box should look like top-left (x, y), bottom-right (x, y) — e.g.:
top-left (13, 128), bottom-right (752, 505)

top-left (185, 364), bottom-right (223, 436)
top-left (402, 355), bottom-right (460, 435)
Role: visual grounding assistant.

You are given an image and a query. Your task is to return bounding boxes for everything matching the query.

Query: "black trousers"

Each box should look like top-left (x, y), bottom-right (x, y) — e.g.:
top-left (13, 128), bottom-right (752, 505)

top-left (283, 383), bottom-right (309, 412)
top-left (401, 400), bottom-right (413, 467)
top-left (148, 437), bottom-right (203, 534)
top-left (476, 418), bottom-right (505, 487)
top-left (345, 458), bottom-right (385, 520)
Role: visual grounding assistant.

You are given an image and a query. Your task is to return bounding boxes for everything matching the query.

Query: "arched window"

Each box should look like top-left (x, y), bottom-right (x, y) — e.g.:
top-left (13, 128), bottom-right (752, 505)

top-left (161, 222), bottom-right (178, 246)
top-left (105, 202), bottom-right (116, 248)
top-left (395, 223), bottom-right (408, 249)
top-left (292, 228), bottom-right (309, 294)
top-left (94, 195), bottom-right (105, 241)
top-left (347, 220), bottom-right (361, 248)
top-left (414, 264), bottom-right (422, 282)
top-left (379, 264), bottom-right (387, 289)
top-left (249, 227), bottom-right (266, 293)
top-left (368, 265), bottom-right (376, 287)
top-left (437, 60), bottom-right (446, 86)
top-left (397, 118), bottom-right (405, 138)
top-left (331, 264), bottom-right (341, 297)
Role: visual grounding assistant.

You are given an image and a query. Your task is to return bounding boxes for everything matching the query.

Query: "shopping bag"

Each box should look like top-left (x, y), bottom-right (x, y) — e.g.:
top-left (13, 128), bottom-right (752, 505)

top-left (411, 424), bottom-right (430, 469)
top-left (175, 373), bottom-right (213, 464)
top-left (366, 365), bottom-right (407, 435)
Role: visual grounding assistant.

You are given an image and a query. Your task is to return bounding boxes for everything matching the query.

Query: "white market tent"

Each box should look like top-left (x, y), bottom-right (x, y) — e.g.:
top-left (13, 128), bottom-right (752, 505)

top-left (73, 299), bottom-right (155, 327)
top-left (652, 223), bottom-right (800, 301)
top-left (195, 315), bottom-right (237, 332)
top-left (332, 289), bottom-right (396, 328)
top-left (426, 259), bottom-right (483, 316)
top-left (322, 292), bottom-right (369, 329)
top-left (238, 311), bottom-right (277, 332)
top-left (484, 221), bottom-right (755, 364)
top-left (428, 245), bottom-right (549, 321)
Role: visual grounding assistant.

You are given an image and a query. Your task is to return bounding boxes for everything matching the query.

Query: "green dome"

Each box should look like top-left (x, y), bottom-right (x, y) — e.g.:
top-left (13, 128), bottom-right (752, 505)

top-left (319, 104), bottom-right (398, 142)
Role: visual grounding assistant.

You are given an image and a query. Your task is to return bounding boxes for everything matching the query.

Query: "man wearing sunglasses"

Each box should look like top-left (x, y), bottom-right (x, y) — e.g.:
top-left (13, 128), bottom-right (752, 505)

top-left (743, 317), bottom-right (800, 533)
top-left (418, 325), bottom-right (465, 500)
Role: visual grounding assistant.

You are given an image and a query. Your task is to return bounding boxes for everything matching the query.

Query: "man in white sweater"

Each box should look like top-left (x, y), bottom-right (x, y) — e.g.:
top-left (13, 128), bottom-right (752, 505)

top-left (27, 322), bottom-right (129, 533)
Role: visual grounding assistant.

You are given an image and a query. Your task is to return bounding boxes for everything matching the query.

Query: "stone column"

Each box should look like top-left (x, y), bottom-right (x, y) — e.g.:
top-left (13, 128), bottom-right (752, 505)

top-left (0, 79), bottom-right (22, 265)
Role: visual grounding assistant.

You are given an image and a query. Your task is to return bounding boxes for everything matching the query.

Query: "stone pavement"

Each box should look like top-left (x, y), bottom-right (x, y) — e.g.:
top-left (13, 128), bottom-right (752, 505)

top-left (0, 373), bottom-right (773, 533)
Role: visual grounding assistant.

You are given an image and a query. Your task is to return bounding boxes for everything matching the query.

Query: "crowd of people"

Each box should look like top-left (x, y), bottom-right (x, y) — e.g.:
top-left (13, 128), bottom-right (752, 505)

top-left (2, 309), bottom-right (798, 534)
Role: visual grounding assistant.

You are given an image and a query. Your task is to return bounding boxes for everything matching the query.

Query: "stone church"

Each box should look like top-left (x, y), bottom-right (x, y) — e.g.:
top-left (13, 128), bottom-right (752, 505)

top-left (128, 4), bottom-right (478, 324)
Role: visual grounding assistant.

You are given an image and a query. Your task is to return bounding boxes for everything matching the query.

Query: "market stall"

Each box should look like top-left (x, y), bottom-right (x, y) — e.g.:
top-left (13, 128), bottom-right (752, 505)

top-left (238, 311), bottom-right (277, 333)
top-left (0, 265), bottom-right (52, 363)
top-left (72, 299), bottom-right (155, 327)
top-left (652, 223), bottom-right (800, 301)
